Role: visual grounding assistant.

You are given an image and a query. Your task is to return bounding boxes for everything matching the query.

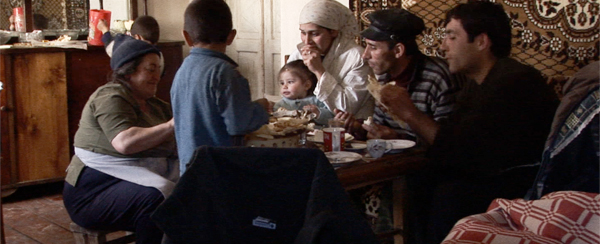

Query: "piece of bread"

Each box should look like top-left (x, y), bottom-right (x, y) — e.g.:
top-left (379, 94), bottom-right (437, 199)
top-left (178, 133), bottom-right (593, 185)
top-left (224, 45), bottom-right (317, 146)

top-left (364, 116), bottom-right (373, 126)
top-left (366, 75), bottom-right (407, 127)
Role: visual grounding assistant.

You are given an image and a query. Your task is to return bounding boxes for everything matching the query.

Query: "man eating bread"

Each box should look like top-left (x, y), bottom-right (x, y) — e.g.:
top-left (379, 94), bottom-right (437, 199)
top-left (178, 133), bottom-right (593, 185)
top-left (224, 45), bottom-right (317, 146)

top-left (335, 9), bottom-right (462, 144)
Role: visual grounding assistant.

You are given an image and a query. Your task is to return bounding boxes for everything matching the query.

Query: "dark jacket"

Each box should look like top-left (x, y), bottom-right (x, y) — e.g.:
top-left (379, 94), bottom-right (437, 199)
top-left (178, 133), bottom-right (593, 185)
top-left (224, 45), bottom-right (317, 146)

top-left (152, 146), bottom-right (378, 244)
top-left (428, 58), bottom-right (559, 178)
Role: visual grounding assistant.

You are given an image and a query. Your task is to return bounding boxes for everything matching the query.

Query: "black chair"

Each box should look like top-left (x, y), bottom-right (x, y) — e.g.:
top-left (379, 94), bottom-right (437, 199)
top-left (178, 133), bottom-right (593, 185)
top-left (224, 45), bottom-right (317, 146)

top-left (152, 146), bottom-right (378, 244)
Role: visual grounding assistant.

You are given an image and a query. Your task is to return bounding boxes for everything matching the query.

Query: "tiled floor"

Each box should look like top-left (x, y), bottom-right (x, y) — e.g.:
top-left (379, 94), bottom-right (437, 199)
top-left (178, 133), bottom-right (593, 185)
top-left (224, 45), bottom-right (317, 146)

top-left (1, 182), bottom-right (128, 244)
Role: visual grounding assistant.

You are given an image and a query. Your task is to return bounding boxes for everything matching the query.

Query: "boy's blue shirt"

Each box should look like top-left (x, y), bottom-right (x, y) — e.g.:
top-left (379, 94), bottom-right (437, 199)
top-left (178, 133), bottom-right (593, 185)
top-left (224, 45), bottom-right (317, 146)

top-left (170, 47), bottom-right (269, 174)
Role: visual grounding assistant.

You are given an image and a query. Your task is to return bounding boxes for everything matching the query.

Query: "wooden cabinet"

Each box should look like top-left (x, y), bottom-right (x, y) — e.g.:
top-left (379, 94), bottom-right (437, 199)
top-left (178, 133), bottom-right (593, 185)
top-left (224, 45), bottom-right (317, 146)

top-left (0, 41), bottom-right (184, 191)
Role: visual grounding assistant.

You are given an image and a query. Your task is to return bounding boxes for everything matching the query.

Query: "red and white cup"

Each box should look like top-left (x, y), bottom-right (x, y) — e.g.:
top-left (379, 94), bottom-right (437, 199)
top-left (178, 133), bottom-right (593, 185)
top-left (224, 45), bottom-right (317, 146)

top-left (88, 9), bottom-right (111, 46)
top-left (13, 7), bottom-right (25, 32)
top-left (323, 127), bottom-right (345, 152)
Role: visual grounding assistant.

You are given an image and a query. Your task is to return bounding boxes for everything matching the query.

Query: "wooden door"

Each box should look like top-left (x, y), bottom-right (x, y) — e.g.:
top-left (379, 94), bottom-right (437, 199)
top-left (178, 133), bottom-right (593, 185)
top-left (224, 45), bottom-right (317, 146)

top-left (262, 0), bottom-right (281, 97)
top-left (12, 52), bottom-right (70, 183)
top-left (226, 0), bottom-right (281, 100)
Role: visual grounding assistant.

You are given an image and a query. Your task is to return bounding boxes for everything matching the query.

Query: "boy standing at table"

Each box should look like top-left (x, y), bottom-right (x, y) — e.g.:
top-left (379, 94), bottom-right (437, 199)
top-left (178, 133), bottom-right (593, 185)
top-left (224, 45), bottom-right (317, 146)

top-left (170, 0), bottom-right (270, 175)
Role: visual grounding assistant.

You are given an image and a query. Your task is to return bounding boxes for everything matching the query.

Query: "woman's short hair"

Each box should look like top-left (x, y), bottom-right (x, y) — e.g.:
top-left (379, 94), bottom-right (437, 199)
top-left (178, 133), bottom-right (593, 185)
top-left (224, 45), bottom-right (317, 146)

top-left (184, 0), bottom-right (232, 44)
top-left (445, 0), bottom-right (512, 58)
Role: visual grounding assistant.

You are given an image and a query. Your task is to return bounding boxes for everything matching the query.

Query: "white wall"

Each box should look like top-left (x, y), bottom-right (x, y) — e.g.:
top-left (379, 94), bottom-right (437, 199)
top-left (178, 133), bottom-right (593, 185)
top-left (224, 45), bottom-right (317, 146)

top-left (279, 0), bottom-right (348, 63)
top-left (136, 0), bottom-right (190, 54)
top-left (89, 0), bottom-right (131, 22)
top-left (133, 0), bottom-right (348, 58)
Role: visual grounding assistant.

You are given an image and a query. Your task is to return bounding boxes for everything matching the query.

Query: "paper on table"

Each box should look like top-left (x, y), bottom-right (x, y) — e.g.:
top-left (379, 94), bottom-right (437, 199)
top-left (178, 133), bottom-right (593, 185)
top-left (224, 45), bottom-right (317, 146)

top-left (30, 40), bottom-right (88, 50)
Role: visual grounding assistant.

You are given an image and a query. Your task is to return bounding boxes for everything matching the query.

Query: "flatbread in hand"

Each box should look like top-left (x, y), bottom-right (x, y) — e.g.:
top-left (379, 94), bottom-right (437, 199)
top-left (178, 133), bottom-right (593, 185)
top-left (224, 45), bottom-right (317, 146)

top-left (366, 75), bottom-right (407, 127)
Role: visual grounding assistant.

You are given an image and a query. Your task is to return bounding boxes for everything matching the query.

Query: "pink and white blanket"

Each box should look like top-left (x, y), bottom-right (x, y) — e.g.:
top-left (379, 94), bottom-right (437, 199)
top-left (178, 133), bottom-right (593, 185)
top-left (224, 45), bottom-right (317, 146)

top-left (443, 191), bottom-right (600, 244)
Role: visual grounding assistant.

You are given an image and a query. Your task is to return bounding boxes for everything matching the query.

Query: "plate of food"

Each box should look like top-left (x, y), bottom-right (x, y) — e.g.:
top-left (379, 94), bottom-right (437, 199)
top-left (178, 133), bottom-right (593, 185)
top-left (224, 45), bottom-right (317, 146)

top-left (307, 129), bottom-right (354, 143)
top-left (345, 142), bottom-right (367, 152)
top-left (324, 151), bottom-right (362, 166)
top-left (386, 139), bottom-right (416, 154)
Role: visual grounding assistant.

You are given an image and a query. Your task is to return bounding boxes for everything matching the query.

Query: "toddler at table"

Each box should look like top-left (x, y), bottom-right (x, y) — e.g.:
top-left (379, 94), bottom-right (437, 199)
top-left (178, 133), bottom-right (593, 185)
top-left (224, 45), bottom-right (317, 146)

top-left (274, 60), bottom-right (334, 125)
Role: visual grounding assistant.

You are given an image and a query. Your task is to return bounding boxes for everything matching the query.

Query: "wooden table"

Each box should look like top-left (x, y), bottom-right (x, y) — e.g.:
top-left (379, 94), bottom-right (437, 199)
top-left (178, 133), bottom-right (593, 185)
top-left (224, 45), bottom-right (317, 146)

top-left (330, 147), bottom-right (428, 244)
top-left (335, 148), bottom-right (428, 190)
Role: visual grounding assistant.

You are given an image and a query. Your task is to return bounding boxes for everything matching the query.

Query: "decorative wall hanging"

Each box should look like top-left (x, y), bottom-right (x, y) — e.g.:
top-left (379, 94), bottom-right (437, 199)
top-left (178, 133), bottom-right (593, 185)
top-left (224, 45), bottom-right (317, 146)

top-left (350, 0), bottom-right (599, 85)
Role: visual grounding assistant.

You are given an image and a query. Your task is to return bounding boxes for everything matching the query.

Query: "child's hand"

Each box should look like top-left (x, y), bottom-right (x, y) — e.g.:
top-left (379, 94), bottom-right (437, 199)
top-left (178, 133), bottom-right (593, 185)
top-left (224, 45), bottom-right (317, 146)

top-left (97, 19), bottom-right (110, 34)
top-left (303, 104), bottom-right (320, 117)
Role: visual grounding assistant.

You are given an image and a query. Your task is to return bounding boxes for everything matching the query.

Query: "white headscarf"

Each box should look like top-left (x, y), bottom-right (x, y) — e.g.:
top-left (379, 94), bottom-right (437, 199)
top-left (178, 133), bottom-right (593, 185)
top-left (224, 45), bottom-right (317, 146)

top-left (299, 0), bottom-right (359, 40)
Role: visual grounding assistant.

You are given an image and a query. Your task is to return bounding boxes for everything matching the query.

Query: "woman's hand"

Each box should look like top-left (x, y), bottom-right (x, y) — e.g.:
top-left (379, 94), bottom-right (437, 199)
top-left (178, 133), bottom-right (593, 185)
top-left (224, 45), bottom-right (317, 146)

top-left (303, 104), bottom-right (320, 117)
top-left (362, 123), bottom-right (398, 139)
top-left (333, 109), bottom-right (368, 140)
top-left (300, 45), bottom-right (325, 79)
top-left (333, 109), bottom-right (353, 129)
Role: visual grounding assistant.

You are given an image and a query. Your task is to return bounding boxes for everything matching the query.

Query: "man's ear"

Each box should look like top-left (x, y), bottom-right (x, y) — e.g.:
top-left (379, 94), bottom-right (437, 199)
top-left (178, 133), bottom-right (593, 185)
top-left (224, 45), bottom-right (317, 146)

top-left (133, 34), bottom-right (143, 40)
top-left (226, 29), bottom-right (237, 45)
top-left (392, 42), bottom-right (405, 59)
top-left (475, 33), bottom-right (492, 52)
top-left (182, 30), bottom-right (194, 47)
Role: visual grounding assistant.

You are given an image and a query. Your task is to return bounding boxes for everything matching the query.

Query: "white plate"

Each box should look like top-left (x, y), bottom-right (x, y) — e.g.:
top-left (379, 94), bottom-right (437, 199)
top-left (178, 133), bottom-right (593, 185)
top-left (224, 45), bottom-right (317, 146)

top-left (345, 142), bottom-right (367, 152)
top-left (386, 139), bottom-right (416, 153)
top-left (324, 151), bottom-right (362, 165)
top-left (349, 142), bottom-right (367, 149)
top-left (307, 129), bottom-right (355, 143)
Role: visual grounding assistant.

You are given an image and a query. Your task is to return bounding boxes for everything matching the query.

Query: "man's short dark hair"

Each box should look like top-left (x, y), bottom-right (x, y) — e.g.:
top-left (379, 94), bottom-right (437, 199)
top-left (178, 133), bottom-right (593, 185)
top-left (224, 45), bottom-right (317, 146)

top-left (131, 15), bottom-right (160, 44)
top-left (445, 0), bottom-right (512, 58)
top-left (184, 0), bottom-right (232, 44)
top-left (386, 39), bottom-right (420, 56)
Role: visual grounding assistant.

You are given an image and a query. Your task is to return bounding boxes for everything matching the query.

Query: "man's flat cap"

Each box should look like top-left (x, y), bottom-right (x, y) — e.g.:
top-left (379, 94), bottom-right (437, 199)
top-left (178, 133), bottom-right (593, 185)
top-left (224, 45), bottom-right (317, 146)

top-left (361, 9), bottom-right (425, 42)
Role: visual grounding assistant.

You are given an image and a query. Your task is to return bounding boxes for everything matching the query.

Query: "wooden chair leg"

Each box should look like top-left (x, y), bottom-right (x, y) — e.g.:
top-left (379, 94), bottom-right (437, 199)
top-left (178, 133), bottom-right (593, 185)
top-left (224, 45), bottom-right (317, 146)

top-left (70, 222), bottom-right (135, 244)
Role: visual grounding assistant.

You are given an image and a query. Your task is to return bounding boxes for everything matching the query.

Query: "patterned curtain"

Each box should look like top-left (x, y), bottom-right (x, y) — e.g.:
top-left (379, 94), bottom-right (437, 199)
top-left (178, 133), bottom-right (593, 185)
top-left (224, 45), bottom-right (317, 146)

top-left (350, 0), bottom-right (599, 97)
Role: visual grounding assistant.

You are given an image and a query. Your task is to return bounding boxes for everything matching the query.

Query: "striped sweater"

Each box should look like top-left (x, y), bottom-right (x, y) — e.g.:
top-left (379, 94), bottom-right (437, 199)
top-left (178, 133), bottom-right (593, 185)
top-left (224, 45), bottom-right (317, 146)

top-left (373, 54), bottom-right (463, 142)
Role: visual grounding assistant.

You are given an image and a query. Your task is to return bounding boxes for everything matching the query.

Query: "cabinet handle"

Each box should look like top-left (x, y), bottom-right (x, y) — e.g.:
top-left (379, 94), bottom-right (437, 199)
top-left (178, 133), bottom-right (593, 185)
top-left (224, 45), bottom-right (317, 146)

top-left (0, 106), bottom-right (8, 111)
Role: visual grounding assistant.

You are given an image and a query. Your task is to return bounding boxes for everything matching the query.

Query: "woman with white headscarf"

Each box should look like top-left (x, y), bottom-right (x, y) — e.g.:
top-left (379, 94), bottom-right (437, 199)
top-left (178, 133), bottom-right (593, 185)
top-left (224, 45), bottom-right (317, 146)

top-left (288, 0), bottom-right (374, 119)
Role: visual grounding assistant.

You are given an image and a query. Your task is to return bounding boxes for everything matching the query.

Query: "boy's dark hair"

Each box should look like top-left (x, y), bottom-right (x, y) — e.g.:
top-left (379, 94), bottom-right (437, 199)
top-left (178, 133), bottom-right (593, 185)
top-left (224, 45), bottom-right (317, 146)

top-left (184, 0), bottom-right (232, 44)
top-left (33, 13), bottom-right (47, 29)
top-left (280, 60), bottom-right (318, 95)
top-left (445, 0), bottom-right (512, 58)
top-left (131, 15), bottom-right (160, 44)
